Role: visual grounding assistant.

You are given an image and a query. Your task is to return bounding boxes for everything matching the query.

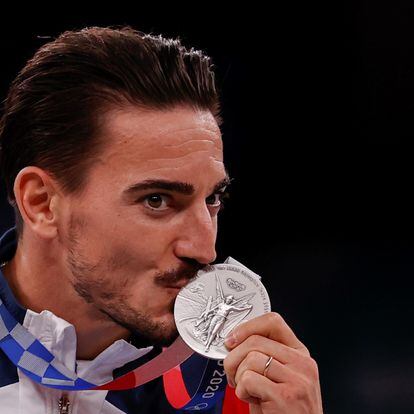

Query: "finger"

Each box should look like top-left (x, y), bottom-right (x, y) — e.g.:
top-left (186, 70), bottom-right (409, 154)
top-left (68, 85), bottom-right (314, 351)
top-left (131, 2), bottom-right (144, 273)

top-left (224, 334), bottom-right (306, 385)
top-left (249, 403), bottom-right (264, 414)
top-left (237, 371), bottom-right (320, 414)
top-left (225, 312), bottom-right (309, 354)
top-left (235, 369), bottom-right (283, 407)
top-left (234, 350), bottom-right (296, 385)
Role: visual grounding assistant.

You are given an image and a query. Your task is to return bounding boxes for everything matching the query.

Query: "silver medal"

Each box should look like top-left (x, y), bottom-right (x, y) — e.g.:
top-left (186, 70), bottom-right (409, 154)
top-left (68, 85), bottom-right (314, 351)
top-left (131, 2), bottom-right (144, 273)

top-left (174, 261), bottom-right (271, 360)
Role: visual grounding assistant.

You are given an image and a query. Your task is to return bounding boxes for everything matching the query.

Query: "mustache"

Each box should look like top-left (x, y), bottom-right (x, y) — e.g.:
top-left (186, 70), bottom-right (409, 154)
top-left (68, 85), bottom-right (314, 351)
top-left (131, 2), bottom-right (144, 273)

top-left (154, 261), bottom-right (204, 287)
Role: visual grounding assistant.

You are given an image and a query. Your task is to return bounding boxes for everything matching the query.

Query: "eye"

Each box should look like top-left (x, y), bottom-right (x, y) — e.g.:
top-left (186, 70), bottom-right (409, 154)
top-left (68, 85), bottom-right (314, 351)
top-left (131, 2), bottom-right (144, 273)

top-left (206, 191), bottom-right (229, 209)
top-left (143, 194), bottom-right (169, 210)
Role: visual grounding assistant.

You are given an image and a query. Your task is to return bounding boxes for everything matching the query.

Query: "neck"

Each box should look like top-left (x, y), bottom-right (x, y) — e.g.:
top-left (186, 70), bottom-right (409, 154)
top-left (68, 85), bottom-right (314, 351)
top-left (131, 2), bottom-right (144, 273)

top-left (2, 236), bottom-right (131, 360)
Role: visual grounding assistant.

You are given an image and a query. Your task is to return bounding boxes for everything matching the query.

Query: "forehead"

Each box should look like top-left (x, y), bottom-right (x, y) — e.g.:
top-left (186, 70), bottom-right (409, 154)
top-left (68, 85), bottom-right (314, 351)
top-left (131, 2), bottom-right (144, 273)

top-left (104, 105), bottom-right (221, 141)
top-left (92, 106), bottom-right (224, 183)
top-left (104, 106), bottom-right (220, 154)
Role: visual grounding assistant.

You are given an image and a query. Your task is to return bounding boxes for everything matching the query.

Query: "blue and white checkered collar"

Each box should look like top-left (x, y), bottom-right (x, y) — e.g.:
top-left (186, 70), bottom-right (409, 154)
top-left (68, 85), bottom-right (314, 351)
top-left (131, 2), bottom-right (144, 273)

top-left (0, 227), bottom-right (26, 325)
top-left (23, 307), bottom-right (153, 382)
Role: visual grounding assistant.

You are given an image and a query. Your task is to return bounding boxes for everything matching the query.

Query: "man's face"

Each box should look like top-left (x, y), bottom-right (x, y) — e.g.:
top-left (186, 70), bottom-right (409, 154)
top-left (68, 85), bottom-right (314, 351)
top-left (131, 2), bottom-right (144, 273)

top-left (61, 106), bottom-right (227, 346)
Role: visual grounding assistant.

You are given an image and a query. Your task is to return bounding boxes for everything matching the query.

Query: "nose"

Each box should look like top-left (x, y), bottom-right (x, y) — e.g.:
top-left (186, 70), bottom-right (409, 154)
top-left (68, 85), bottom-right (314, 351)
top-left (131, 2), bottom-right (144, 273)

top-left (173, 204), bottom-right (218, 265)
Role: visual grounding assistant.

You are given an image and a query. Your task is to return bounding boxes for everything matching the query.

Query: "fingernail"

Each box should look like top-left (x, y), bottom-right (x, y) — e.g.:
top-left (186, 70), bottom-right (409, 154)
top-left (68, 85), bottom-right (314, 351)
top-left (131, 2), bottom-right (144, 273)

top-left (224, 332), bottom-right (237, 348)
top-left (226, 374), bottom-right (235, 388)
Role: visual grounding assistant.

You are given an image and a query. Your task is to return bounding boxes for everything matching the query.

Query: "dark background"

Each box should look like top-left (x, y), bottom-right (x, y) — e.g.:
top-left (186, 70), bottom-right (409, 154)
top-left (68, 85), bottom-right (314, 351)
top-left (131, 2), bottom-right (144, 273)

top-left (0, 4), bottom-right (413, 413)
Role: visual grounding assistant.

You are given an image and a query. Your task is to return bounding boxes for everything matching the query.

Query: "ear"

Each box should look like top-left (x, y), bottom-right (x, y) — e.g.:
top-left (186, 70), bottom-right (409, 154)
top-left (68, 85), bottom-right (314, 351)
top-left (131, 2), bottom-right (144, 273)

top-left (13, 166), bottom-right (61, 239)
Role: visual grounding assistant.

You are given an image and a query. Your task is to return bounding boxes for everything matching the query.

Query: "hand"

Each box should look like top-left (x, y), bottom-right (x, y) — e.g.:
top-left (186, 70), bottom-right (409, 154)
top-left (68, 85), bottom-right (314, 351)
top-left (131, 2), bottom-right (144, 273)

top-left (223, 312), bottom-right (323, 414)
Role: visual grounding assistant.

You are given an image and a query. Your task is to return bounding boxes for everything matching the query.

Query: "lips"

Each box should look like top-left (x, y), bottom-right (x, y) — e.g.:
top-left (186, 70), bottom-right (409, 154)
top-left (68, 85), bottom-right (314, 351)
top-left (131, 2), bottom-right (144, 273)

top-left (165, 280), bottom-right (190, 290)
top-left (155, 264), bottom-right (202, 290)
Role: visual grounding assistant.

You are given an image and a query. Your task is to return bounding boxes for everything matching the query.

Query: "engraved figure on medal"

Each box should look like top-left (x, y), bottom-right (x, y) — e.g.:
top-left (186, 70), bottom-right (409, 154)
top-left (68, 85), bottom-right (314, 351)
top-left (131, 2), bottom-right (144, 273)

top-left (191, 275), bottom-right (254, 352)
top-left (175, 263), bottom-right (271, 359)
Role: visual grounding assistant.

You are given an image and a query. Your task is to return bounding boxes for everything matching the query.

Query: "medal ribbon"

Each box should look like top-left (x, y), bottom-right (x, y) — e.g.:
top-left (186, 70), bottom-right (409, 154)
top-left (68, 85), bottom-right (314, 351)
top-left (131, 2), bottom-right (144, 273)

top-left (0, 297), bottom-right (226, 410)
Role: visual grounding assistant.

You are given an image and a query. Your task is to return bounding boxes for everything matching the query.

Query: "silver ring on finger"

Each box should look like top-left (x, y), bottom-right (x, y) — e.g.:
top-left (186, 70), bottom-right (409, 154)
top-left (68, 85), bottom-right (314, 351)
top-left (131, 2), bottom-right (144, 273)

top-left (263, 356), bottom-right (273, 378)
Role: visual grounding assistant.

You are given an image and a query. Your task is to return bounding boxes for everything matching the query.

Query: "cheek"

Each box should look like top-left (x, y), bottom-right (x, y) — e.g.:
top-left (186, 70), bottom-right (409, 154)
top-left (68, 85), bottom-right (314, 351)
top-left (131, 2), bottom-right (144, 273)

top-left (103, 243), bottom-right (155, 288)
top-left (108, 212), bottom-right (172, 253)
top-left (116, 219), bottom-right (180, 265)
top-left (85, 219), bottom-right (160, 267)
top-left (69, 200), bottom-right (176, 271)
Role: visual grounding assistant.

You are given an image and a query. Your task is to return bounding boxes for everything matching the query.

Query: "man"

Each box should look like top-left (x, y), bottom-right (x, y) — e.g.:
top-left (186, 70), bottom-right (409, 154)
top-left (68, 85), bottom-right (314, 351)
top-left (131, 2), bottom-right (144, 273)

top-left (0, 26), bottom-right (323, 413)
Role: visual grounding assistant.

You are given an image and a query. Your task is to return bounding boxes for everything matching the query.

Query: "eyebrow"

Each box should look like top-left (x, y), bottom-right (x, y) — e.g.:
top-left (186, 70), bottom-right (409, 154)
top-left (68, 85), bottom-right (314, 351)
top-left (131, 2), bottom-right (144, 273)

top-left (123, 175), bottom-right (232, 197)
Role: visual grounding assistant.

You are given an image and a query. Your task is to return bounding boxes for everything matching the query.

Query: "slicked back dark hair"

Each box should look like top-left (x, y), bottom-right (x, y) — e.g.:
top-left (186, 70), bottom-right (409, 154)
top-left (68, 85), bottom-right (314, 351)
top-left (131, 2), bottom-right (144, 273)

top-left (0, 26), bottom-right (221, 235)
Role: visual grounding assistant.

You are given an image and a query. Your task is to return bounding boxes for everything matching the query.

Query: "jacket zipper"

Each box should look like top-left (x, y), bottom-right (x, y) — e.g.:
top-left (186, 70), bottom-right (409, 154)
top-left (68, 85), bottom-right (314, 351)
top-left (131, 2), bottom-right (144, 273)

top-left (58, 394), bottom-right (71, 414)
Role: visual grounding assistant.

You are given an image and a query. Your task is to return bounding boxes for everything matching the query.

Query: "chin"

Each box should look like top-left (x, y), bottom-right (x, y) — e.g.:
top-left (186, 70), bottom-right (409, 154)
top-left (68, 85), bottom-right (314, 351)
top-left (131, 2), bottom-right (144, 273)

top-left (152, 313), bottom-right (178, 342)
top-left (132, 317), bottom-right (179, 348)
top-left (99, 300), bottom-right (179, 347)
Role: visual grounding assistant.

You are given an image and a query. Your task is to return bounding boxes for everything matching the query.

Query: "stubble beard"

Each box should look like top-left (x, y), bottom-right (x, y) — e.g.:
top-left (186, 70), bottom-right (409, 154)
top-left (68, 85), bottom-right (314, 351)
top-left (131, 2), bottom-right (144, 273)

top-left (67, 247), bottom-right (180, 347)
top-left (66, 217), bottom-right (202, 347)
